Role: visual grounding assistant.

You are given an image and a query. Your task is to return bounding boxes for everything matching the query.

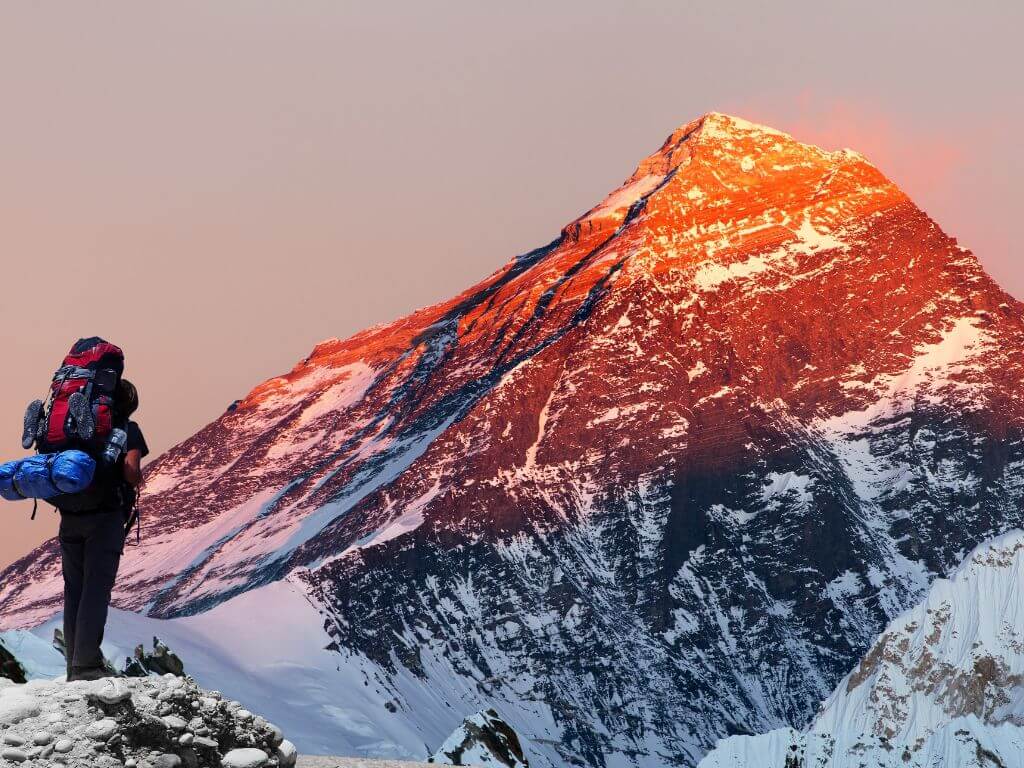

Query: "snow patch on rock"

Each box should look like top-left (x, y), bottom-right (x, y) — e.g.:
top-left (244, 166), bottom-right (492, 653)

top-left (429, 709), bottom-right (529, 767)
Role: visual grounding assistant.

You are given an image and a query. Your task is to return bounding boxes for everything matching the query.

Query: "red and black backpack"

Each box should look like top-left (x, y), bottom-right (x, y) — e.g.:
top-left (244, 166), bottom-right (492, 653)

top-left (18, 338), bottom-right (129, 516)
top-left (35, 337), bottom-right (125, 455)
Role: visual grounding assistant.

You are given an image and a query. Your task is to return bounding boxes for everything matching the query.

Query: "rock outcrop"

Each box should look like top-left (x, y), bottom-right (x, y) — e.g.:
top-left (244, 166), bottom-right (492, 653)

top-left (124, 637), bottom-right (186, 678)
top-left (430, 709), bottom-right (528, 767)
top-left (0, 674), bottom-right (296, 768)
top-left (49, 630), bottom-right (185, 681)
top-left (0, 639), bottom-right (26, 684)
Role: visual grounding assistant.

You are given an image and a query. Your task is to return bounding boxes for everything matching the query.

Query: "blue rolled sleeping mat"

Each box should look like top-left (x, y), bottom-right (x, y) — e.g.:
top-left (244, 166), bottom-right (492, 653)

top-left (0, 450), bottom-right (96, 501)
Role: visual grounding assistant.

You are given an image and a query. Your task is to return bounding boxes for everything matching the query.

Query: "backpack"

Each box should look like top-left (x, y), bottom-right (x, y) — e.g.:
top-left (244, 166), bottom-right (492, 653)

top-left (22, 338), bottom-right (125, 512)
top-left (32, 337), bottom-right (124, 453)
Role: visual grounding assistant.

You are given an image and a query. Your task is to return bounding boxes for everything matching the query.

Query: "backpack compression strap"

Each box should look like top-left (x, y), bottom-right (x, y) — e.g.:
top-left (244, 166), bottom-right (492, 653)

top-left (51, 366), bottom-right (97, 383)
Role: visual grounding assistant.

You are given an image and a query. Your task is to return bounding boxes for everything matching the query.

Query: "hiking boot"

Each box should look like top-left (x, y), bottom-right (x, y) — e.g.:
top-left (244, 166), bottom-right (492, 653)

top-left (67, 391), bottom-right (95, 441)
top-left (22, 400), bottom-right (44, 449)
top-left (69, 666), bottom-right (110, 682)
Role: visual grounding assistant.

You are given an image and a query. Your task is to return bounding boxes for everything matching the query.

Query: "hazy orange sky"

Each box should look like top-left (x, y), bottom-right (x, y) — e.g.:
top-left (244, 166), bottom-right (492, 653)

top-left (1, 2), bottom-right (1020, 567)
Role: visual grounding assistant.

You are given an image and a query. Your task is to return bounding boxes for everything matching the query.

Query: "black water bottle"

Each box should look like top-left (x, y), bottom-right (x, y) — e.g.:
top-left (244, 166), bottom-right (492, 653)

top-left (102, 428), bottom-right (128, 465)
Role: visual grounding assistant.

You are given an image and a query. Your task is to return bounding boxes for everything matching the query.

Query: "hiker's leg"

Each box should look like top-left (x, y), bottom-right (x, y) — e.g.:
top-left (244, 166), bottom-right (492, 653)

top-left (59, 517), bottom-right (86, 679)
top-left (71, 512), bottom-right (124, 675)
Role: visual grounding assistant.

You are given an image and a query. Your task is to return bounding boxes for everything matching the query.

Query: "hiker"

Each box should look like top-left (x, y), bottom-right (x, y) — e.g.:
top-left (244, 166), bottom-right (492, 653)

top-left (58, 376), bottom-right (148, 680)
top-left (0, 338), bottom-right (148, 681)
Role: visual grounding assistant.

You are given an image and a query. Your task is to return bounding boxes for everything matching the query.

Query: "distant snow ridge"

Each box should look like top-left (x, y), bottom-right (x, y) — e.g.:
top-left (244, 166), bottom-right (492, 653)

top-left (698, 531), bottom-right (1024, 767)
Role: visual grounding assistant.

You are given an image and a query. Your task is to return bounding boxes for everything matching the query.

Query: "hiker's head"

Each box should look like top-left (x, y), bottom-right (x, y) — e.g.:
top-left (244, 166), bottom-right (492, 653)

top-left (117, 379), bottom-right (139, 418)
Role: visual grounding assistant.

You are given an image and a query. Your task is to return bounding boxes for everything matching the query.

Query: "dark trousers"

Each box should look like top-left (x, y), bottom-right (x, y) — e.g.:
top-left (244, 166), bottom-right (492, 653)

top-left (59, 509), bottom-right (125, 677)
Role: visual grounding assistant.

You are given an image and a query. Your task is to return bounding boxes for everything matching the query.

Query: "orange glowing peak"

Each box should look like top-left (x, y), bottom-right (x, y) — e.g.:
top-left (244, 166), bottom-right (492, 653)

top-left (567, 112), bottom-right (902, 247)
top-left (243, 113), bottom-right (911, 410)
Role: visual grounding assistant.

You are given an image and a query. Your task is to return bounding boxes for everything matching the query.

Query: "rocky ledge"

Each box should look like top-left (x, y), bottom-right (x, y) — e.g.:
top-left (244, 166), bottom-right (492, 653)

top-left (0, 674), bottom-right (297, 768)
top-left (429, 709), bottom-right (528, 767)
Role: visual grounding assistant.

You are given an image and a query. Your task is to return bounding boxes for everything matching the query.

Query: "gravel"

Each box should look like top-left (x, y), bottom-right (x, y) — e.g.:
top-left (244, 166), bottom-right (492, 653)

top-left (0, 674), bottom-right (296, 767)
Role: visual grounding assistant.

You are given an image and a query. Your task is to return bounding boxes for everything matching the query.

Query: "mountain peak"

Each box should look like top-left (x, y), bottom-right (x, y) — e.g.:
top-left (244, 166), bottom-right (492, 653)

top-left (565, 112), bottom-right (906, 267)
top-left (695, 111), bottom-right (869, 165)
top-left (697, 111), bottom-right (792, 140)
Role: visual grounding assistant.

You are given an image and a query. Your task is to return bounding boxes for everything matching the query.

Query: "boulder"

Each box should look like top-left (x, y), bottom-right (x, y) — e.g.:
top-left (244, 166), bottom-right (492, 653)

top-left (87, 676), bottom-right (131, 705)
top-left (276, 739), bottom-right (298, 767)
top-left (222, 747), bottom-right (269, 767)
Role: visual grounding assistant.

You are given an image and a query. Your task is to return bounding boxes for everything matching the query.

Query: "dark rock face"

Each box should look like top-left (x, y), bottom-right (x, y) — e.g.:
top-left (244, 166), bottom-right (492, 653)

top-left (3, 114), bottom-right (1024, 766)
top-left (0, 639), bottom-right (27, 684)
top-left (126, 637), bottom-right (186, 678)
top-left (430, 709), bottom-right (529, 766)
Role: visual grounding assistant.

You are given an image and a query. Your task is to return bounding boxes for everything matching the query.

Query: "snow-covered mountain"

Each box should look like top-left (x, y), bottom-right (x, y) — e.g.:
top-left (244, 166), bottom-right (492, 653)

top-left (699, 530), bottom-right (1024, 767)
top-left (2, 112), bottom-right (1024, 766)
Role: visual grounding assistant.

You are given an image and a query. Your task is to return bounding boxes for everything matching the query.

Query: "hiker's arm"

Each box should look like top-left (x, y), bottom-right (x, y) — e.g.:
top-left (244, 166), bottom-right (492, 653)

top-left (123, 449), bottom-right (143, 487)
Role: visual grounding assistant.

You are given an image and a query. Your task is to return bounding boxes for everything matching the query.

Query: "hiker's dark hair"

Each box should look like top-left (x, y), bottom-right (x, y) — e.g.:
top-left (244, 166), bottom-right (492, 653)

top-left (117, 379), bottom-right (139, 418)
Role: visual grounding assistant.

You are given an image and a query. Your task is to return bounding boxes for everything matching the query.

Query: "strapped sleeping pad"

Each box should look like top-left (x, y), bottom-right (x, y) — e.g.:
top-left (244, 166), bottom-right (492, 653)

top-left (0, 451), bottom-right (98, 520)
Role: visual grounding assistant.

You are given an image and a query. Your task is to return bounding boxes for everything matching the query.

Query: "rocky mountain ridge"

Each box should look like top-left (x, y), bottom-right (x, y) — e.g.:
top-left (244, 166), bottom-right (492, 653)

top-left (698, 530), bottom-right (1024, 767)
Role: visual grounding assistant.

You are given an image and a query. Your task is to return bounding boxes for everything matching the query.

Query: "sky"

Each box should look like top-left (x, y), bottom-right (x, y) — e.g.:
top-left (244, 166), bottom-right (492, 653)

top-left (1, 1), bottom-right (1020, 567)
